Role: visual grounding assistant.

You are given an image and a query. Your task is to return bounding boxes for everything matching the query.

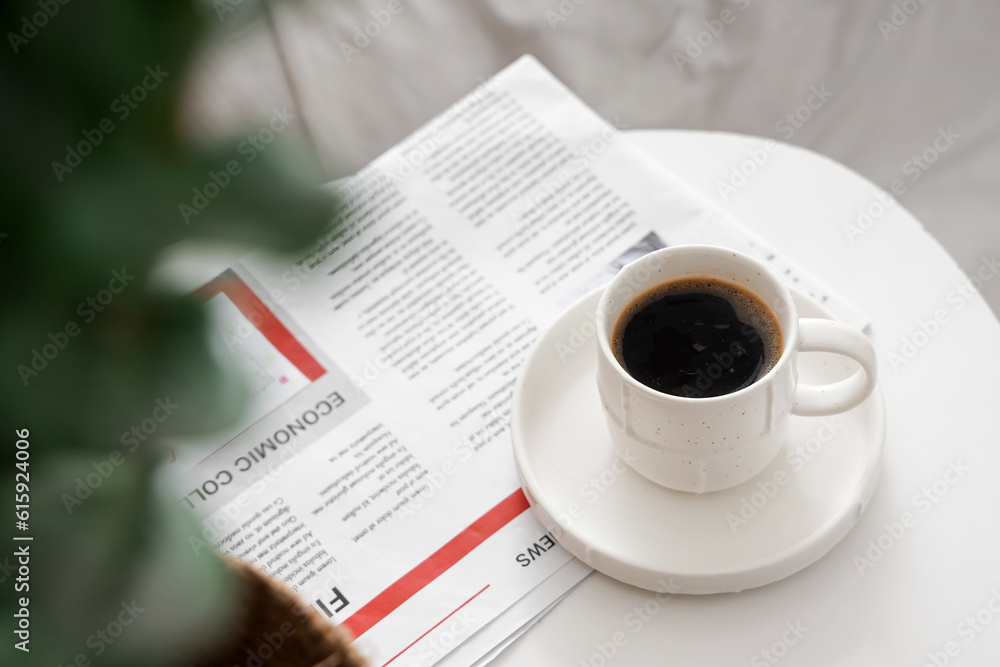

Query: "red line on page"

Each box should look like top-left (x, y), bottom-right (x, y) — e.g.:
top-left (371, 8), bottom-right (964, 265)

top-left (381, 584), bottom-right (490, 667)
top-left (196, 270), bottom-right (325, 381)
top-left (341, 489), bottom-right (529, 639)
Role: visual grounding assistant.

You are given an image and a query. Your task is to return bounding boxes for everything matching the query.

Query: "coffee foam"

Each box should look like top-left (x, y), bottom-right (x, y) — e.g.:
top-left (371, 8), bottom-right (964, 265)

top-left (612, 276), bottom-right (784, 380)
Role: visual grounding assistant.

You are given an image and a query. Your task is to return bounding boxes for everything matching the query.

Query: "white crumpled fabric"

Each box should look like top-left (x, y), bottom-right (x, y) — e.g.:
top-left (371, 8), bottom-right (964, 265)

top-left (184, 0), bottom-right (1000, 312)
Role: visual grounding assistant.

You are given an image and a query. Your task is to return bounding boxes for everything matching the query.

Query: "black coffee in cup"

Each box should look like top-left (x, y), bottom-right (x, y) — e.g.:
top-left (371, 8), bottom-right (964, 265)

top-left (612, 277), bottom-right (782, 398)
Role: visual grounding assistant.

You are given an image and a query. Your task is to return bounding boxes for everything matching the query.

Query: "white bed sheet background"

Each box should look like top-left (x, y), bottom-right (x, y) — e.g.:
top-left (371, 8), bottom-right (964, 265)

top-left (183, 0), bottom-right (1000, 313)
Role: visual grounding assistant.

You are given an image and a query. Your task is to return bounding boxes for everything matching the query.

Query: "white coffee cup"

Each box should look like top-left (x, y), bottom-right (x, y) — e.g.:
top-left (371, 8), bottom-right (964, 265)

top-left (596, 245), bottom-right (877, 494)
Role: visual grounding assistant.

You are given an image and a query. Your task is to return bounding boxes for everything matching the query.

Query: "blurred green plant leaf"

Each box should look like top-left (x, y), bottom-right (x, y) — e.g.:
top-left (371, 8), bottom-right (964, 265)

top-left (0, 1), bottom-right (337, 665)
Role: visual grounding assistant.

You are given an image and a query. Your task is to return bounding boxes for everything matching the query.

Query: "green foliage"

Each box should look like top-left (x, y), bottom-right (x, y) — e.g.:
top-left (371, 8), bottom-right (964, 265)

top-left (0, 2), bottom-right (336, 664)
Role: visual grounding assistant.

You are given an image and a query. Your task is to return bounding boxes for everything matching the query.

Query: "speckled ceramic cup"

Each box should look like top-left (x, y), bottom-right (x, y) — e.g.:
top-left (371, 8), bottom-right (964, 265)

top-left (596, 245), bottom-right (877, 493)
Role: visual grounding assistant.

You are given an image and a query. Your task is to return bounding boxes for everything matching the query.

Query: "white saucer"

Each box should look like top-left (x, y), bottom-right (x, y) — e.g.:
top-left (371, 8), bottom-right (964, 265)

top-left (511, 287), bottom-right (885, 594)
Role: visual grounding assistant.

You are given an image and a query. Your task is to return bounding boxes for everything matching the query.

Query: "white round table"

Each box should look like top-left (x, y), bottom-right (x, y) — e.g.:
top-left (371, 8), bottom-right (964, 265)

top-left (493, 130), bottom-right (1000, 665)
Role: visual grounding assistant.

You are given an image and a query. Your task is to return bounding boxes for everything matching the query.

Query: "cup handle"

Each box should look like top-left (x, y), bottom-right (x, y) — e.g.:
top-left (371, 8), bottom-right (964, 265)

top-left (791, 318), bottom-right (878, 417)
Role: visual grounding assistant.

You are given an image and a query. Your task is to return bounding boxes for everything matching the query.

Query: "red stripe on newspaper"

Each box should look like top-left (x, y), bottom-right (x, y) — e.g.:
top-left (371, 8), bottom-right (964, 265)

top-left (195, 270), bottom-right (325, 381)
top-left (341, 489), bottom-right (530, 639)
top-left (381, 584), bottom-right (490, 666)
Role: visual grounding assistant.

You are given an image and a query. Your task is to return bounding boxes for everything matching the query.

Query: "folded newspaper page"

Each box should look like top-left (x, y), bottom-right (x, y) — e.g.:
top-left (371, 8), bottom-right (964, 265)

top-left (164, 55), bottom-right (864, 667)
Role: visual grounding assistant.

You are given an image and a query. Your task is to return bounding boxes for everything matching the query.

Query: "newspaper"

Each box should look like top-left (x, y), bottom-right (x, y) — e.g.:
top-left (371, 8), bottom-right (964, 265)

top-left (163, 55), bottom-right (864, 667)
